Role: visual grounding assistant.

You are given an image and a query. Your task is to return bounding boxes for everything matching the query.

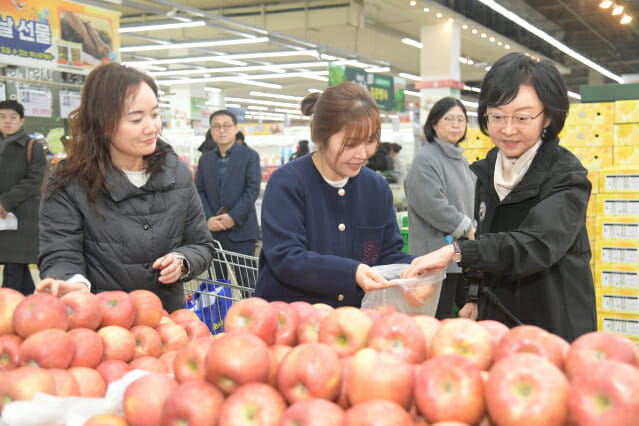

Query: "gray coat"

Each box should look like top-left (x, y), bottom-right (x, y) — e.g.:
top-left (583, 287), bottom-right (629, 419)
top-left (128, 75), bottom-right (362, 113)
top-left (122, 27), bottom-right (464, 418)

top-left (38, 141), bottom-right (214, 312)
top-left (404, 138), bottom-right (476, 274)
top-left (0, 128), bottom-right (47, 264)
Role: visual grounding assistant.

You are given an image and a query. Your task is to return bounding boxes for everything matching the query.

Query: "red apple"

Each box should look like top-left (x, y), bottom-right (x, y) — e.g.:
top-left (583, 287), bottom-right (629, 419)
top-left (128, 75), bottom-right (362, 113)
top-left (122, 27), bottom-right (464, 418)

top-left (96, 359), bottom-right (131, 385)
top-left (97, 291), bottom-right (136, 329)
top-left (181, 319), bottom-right (211, 340)
top-left (312, 303), bottom-right (334, 312)
top-left (486, 353), bottom-right (569, 426)
top-left (343, 399), bottom-right (413, 426)
top-left (224, 297), bottom-right (278, 345)
top-left (169, 308), bottom-right (201, 326)
top-left (429, 318), bottom-right (493, 370)
top-left (296, 308), bottom-right (330, 344)
top-left (61, 291), bottom-right (103, 330)
top-left (12, 293), bottom-right (69, 338)
top-left (156, 321), bottom-right (189, 353)
top-left (129, 356), bottom-right (168, 374)
top-left (347, 347), bottom-right (414, 409)
top-left (49, 368), bottom-right (81, 397)
top-left (289, 301), bottom-right (315, 318)
top-left (267, 343), bottom-right (292, 387)
top-left (84, 414), bottom-right (129, 426)
top-left (568, 359), bottom-right (639, 425)
top-left (367, 312), bottom-right (426, 363)
top-left (271, 301), bottom-right (299, 346)
top-left (0, 288), bottom-right (24, 335)
top-left (0, 334), bottom-right (23, 370)
top-left (0, 366), bottom-right (56, 406)
top-left (414, 354), bottom-right (485, 424)
top-left (159, 350), bottom-right (178, 375)
top-left (280, 398), bottom-right (345, 426)
top-left (130, 289), bottom-right (164, 328)
top-left (19, 328), bottom-right (75, 369)
top-left (218, 382), bottom-right (287, 426)
top-left (277, 342), bottom-right (342, 404)
top-left (494, 325), bottom-right (564, 369)
top-left (161, 380), bottom-right (225, 426)
top-left (173, 337), bottom-right (213, 383)
top-left (318, 306), bottom-right (372, 357)
top-left (98, 325), bottom-right (136, 362)
top-left (68, 366), bottom-right (107, 397)
top-left (68, 327), bottom-right (104, 368)
top-left (123, 372), bottom-right (178, 426)
top-left (131, 325), bottom-right (162, 358)
top-left (411, 315), bottom-right (441, 351)
top-left (477, 320), bottom-right (509, 353)
top-left (564, 331), bottom-right (639, 379)
top-left (336, 355), bottom-right (352, 409)
top-left (205, 330), bottom-right (271, 394)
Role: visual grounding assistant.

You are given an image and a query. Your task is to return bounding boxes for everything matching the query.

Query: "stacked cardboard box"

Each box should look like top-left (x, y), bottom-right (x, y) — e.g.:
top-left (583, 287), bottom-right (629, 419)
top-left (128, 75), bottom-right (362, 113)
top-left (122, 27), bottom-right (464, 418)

top-left (462, 128), bottom-right (492, 164)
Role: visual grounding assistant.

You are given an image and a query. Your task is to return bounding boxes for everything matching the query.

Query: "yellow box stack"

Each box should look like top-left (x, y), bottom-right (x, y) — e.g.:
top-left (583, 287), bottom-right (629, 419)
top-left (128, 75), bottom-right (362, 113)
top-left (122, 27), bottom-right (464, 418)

top-left (463, 128), bottom-right (492, 163)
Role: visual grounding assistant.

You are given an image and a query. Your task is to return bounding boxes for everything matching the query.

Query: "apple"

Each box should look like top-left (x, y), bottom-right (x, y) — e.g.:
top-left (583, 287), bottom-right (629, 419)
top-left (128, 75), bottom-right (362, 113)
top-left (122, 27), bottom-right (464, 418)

top-left (68, 366), bottom-right (107, 397)
top-left (129, 356), bottom-right (169, 374)
top-left (486, 353), bottom-right (569, 426)
top-left (61, 291), bottom-right (103, 330)
top-left (343, 399), bottom-right (413, 426)
top-left (477, 320), bottom-right (509, 353)
top-left (68, 327), bottom-right (104, 368)
top-left (84, 414), bottom-right (129, 426)
top-left (336, 355), bottom-right (352, 409)
top-left (224, 297), bottom-right (279, 345)
top-left (130, 289), bottom-right (164, 328)
top-left (12, 293), bottom-right (70, 338)
top-left (277, 342), bottom-right (342, 404)
top-left (271, 301), bottom-right (299, 346)
top-left (49, 368), bottom-right (81, 397)
top-left (123, 372), bottom-right (178, 426)
top-left (296, 308), bottom-right (330, 344)
top-left (131, 325), bottom-right (163, 358)
top-left (568, 359), bottom-right (639, 425)
top-left (169, 308), bottom-right (201, 326)
top-left (312, 303), bottom-right (334, 312)
top-left (429, 318), bottom-right (493, 370)
top-left (159, 350), bottom-right (178, 375)
top-left (267, 343), bottom-right (292, 387)
top-left (19, 328), bottom-right (75, 369)
top-left (156, 321), bottom-right (189, 353)
top-left (173, 337), bottom-right (214, 383)
top-left (98, 325), bottom-right (136, 362)
top-left (494, 325), bottom-right (564, 369)
top-left (367, 312), bottom-right (426, 363)
top-left (0, 288), bottom-right (24, 335)
top-left (0, 366), bottom-right (56, 407)
top-left (318, 306), bottom-right (372, 357)
top-left (347, 347), bottom-right (414, 409)
top-left (97, 291), bottom-right (136, 329)
top-left (217, 382), bottom-right (287, 426)
top-left (289, 301), bottom-right (315, 318)
top-left (96, 359), bottom-right (131, 385)
top-left (414, 354), bottom-right (485, 424)
top-left (360, 308), bottom-right (383, 322)
top-left (205, 330), bottom-right (271, 394)
top-left (0, 334), bottom-right (23, 370)
top-left (181, 319), bottom-right (211, 340)
top-left (280, 398), bottom-right (345, 426)
top-left (564, 331), bottom-right (639, 379)
top-left (161, 380), bottom-right (225, 426)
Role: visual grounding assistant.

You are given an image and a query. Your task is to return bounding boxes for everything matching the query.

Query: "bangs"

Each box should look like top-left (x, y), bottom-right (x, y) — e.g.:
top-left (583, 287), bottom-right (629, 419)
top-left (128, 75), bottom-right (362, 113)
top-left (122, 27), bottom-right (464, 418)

top-left (342, 110), bottom-right (381, 146)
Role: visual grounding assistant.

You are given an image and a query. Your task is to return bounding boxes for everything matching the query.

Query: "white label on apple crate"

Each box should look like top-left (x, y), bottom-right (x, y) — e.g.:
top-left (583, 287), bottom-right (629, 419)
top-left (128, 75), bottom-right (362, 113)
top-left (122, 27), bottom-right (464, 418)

top-left (602, 294), bottom-right (639, 313)
top-left (602, 223), bottom-right (639, 240)
top-left (604, 174), bottom-right (639, 191)
top-left (602, 317), bottom-right (639, 338)
top-left (601, 270), bottom-right (639, 289)
top-left (603, 200), bottom-right (639, 216)
top-left (600, 247), bottom-right (639, 264)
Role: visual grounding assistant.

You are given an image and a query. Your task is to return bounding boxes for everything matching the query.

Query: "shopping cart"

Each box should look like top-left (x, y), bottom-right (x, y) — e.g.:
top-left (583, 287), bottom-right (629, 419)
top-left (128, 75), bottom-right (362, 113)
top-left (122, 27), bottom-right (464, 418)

top-left (183, 240), bottom-right (258, 333)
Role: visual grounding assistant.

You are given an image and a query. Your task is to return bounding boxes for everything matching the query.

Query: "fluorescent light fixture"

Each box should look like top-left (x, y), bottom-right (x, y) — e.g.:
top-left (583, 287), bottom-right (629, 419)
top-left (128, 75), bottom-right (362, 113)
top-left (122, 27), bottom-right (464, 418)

top-left (119, 36), bottom-right (269, 53)
top-left (621, 14), bottom-right (632, 24)
top-left (475, 0), bottom-right (623, 83)
top-left (399, 72), bottom-right (421, 81)
top-left (250, 91), bottom-right (304, 101)
top-left (156, 71), bottom-right (328, 86)
top-left (224, 96), bottom-right (299, 108)
top-left (567, 91), bottom-right (581, 100)
top-left (225, 103), bottom-right (241, 108)
top-left (204, 87), bottom-right (222, 93)
top-left (612, 5), bottom-right (624, 15)
top-left (424, 7), bottom-right (430, 12)
top-left (227, 79), bottom-right (283, 89)
top-left (122, 50), bottom-right (318, 67)
top-left (464, 85), bottom-right (481, 93)
top-left (467, 111), bottom-right (478, 117)
top-left (599, 1), bottom-right (613, 9)
top-left (308, 88), bottom-right (323, 93)
top-left (405, 90), bottom-right (420, 97)
top-left (401, 38), bottom-right (423, 49)
top-left (472, 29), bottom-right (478, 34)
top-left (459, 56), bottom-right (475, 65)
top-left (248, 105), bottom-right (269, 110)
top-left (332, 59), bottom-right (374, 69)
top-left (410, 1), bottom-right (416, 5)
top-left (460, 99), bottom-right (478, 109)
top-left (150, 62), bottom-right (329, 77)
top-left (489, 37), bottom-right (495, 42)
top-left (274, 108), bottom-right (302, 115)
top-left (462, 24), bottom-right (468, 29)
top-left (448, 18), bottom-right (454, 23)
top-left (126, 63), bottom-right (167, 71)
top-left (365, 66), bottom-right (391, 73)
top-left (119, 20), bottom-right (205, 33)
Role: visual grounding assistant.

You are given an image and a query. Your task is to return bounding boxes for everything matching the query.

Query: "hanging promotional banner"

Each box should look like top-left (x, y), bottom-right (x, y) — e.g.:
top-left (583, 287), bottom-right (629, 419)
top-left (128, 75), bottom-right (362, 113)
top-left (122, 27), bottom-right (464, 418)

top-left (0, 0), bottom-right (120, 69)
top-left (59, 89), bottom-right (81, 118)
top-left (328, 63), bottom-right (406, 112)
top-left (18, 87), bottom-right (52, 117)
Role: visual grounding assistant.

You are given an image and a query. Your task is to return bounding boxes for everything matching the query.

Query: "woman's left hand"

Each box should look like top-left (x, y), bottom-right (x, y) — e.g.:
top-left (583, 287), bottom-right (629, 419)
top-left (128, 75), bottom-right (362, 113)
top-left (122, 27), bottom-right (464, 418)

top-left (153, 253), bottom-right (184, 284)
top-left (355, 264), bottom-right (395, 292)
top-left (401, 245), bottom-right (454, 279)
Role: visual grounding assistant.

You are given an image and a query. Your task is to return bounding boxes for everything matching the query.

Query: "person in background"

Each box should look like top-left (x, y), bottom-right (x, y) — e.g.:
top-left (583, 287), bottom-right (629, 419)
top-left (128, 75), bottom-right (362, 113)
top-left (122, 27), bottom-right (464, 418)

top-left (289, 139), bottom-right (310, 161)
top-left (197, 127), bottom-right (216, 155)
top-left (235, 130), bottom-right (248, 147)
top-left (36, 63), bottom-right (214, 312)
top-left (389, 142), bottom-right (407, 184)
top-left (195, 110), bottom-right (261, 277)
top-left (366, 141), bottom-right (392, 172)
top-left (404, 97), bottom-right (475, 319)
top-left (0, 100), bottom-right (47, 295)
top-left (402, 52), bottom-right (596, 342)
top-left (255, 82), bottom-right (413, 306)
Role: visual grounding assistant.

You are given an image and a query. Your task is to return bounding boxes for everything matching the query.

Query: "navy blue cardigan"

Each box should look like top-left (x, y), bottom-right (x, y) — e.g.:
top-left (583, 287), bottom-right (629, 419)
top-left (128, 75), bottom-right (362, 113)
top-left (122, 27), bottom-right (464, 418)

top-left (255, 154), bottom-right (413, 306)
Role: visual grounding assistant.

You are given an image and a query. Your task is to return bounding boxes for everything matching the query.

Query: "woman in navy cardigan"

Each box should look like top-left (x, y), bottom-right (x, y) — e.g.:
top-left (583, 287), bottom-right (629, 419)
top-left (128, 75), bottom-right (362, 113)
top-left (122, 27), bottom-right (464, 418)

top-left (255, 82), bottom-right (413, 307)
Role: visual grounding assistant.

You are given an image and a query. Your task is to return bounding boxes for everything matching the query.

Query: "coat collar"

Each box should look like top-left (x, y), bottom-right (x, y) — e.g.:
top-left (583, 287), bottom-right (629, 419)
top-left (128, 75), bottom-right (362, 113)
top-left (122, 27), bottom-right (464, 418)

top-left (433, 137), bottom-right (465, 160)
top-left (0, 128), bottom-right (29, 145)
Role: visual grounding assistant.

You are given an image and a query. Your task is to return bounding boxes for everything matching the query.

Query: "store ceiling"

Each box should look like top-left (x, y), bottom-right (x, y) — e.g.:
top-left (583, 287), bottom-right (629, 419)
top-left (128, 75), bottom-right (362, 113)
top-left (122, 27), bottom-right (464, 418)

top-left (94, 0), bottom-right (639, 118)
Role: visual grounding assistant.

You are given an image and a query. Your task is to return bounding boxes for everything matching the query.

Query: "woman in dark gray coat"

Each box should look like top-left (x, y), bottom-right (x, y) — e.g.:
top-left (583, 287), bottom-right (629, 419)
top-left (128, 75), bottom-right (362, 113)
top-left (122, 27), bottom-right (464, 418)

top-left (37, 63), bottom-right (214, 312)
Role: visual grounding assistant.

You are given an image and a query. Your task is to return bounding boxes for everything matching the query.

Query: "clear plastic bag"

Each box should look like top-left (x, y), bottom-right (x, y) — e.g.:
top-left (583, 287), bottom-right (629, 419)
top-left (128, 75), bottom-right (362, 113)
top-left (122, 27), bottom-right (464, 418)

top-left (361, 264), bottom-right (445, 315)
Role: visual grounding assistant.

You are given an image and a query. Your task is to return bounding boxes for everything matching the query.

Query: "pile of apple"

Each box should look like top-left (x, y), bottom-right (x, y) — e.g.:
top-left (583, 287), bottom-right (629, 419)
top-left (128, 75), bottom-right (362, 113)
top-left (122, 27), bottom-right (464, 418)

top-left (2, 289), bottom-right (639, 426)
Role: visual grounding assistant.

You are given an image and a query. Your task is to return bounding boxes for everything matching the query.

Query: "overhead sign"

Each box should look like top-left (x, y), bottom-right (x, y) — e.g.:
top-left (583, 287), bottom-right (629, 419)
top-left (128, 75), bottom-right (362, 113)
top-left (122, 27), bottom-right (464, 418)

top-left (328, 63), bottom-right (406, 112)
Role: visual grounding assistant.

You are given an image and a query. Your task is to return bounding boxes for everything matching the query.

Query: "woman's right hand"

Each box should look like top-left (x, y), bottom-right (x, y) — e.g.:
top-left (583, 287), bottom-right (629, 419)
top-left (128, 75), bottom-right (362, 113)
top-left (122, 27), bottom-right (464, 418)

top-left (36, 278), bottom-right (89, 297)
top-left (459, 302), bottom-right (478, 320)
top-left (355, 264), bottom-right (395, 293)
top-left (401, 245), bottom-right (454, 279)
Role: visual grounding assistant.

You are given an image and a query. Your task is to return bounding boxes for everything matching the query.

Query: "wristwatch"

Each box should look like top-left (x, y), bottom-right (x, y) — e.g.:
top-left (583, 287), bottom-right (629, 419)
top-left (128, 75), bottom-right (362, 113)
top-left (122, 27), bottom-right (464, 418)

top-left (172, 253), bottom-right (190, 279)
top-left (452, 241), bottom-right (462, 263)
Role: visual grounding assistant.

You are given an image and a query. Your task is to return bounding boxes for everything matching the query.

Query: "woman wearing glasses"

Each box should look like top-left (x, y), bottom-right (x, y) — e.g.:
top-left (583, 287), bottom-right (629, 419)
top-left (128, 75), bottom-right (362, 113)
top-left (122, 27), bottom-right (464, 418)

top-left (403, 52), bottom-right (596, 342)
top-left (405, 97), bottom-right (476, 319)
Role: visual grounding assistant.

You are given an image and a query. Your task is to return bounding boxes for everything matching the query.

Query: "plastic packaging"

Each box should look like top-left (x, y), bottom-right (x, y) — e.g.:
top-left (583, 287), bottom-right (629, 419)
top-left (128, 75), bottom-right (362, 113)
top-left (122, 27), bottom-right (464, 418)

top-left (361, 264), bottom-right (445, 316)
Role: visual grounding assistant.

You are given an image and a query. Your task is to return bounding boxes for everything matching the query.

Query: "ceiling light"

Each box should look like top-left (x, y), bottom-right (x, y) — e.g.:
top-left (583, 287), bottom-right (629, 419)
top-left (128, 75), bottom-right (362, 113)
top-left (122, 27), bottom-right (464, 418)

top-left (472, 29), bottom-right (478, 34)
top-left (119, 36), bottom-right (269, 53)
top-left (448, 18), bottom-right (454, 23)
top-left (250, 91), bottom-right (304, 101)
top-left (423, 8), bottom-right (430, 12)
top-left (226, 79), bottom-right (283, 89)
top-left (621, 14), bottom-right (632, 24)
top-left (274, 108), bottom-right (303, 115)
top-left (504, 44), bottom-right (511, 49)
top-left (365, 66), bottom-right (391, 73)
top-left (459, 57), bottom-right (475, 65)
top-left (481, 33), bottom-right (487, 38)
top-left (567, 91), bottom-right (581, 100)
top-left (462, 24), bottom-right (468, 29)
top-left (612, 5), bottom-right (624, 15)
top-left (436, 13), bottom-right (443, 18)
top-left (248, 105), bottom-right (269, 110)
top-left (118, 20), bottom-right (205, 33)
top-left (399, 72), bottom-right (421, 81)
top-left (599, 1), bottom-right (613, 9)
top-left (489, 37), bottom-right (495, 42)
top-left (204, 87), bottom-right (222, 92)
top-left (224, 96), bottom-right (300, 108)
top-left (401, 38), bottom-right (423, 49)
top-left (464, 85), bottom-right (481, 93)
top-left (225, 103), bottom-right (241, 108)
top-left (467, 111), bottom-right (478, 117)
top-left (460, 99), bottom-right (478, 109)
top-left (308, 89), bottom-right (323, 93)
top-left (497, 41), bottom-right (503, 46)
top-left (410, 1), bottom-right (416, 5)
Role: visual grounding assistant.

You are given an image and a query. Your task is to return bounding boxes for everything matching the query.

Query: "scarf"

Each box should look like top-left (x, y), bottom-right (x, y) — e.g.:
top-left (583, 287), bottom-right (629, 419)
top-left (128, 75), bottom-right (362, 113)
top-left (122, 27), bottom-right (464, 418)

top-left (494, 138), bottom-right (542, 201)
